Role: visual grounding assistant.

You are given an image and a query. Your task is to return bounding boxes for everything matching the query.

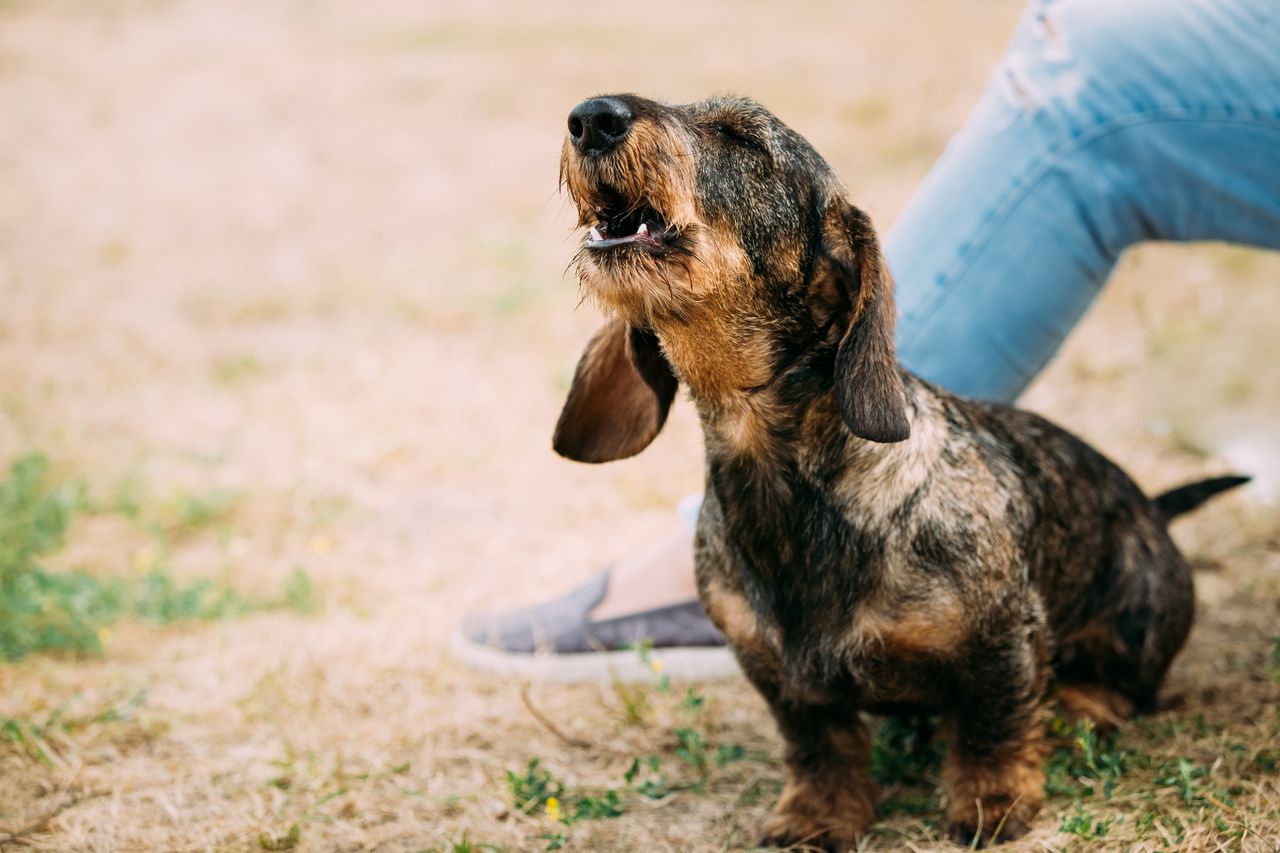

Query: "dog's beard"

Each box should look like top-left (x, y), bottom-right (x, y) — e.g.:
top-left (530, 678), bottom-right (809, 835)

top-left (573, 243), bottom-right (701, 327)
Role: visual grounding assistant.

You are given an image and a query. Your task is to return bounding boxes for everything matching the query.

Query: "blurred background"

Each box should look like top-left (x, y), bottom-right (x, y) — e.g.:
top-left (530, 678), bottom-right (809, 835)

top-left (1, 1), bottom-right (1276, 850)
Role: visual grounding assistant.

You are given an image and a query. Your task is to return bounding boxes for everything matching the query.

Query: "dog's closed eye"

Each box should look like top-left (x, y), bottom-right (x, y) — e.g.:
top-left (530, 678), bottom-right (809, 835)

top-left (713, 122), bottom-right (768, 154)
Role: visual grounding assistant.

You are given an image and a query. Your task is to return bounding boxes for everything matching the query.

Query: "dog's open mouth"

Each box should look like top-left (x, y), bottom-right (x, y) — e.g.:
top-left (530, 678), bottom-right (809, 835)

top-left (585, 187), bottom-right (673, 253)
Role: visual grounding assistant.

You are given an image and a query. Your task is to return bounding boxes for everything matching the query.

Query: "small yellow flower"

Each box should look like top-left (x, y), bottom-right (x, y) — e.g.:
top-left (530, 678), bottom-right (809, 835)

top-left (650, 657), bottom-right (665, 674)
top-left (546, 797), bottom-right (562, 822)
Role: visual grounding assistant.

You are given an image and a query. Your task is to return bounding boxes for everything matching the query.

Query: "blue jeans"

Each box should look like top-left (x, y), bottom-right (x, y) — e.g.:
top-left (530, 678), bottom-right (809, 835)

top-left (888, 0), bottom-right (1280, 403)
top-left (677, 0), bottom-right (1279, 534)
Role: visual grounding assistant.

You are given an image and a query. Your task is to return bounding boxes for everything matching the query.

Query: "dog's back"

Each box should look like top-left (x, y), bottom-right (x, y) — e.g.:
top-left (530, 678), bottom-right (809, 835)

top-left (936, 383), bottom-right (1197, 705)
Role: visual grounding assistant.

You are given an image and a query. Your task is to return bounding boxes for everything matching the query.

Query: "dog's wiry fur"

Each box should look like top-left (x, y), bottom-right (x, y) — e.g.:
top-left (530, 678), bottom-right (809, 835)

top-left (552, 93), bottom-right (1245, 849)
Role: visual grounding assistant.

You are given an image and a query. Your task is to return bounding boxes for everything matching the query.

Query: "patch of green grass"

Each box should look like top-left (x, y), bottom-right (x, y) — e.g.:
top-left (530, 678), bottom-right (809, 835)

top-left (2, 688), bottom-right (157, 771)
top-left (866, 717), bottom-right (945, 822)
top-left (869, 716), bottom-right (944, 786)
top-left (258, 823), bottom-right (301, 851)
top-left (678, 686), bottom-right (706, 713)
top-left (0, 453), bottom-right (320, 661)
top-left (1044, 718), bottom-right (1131, 799)
top-left (566, 789), bottom-right (622, 821)
top-left (1059, 803), bottom-right (1115, 839)
top-left (623, 755), bottom-right (670, 800)
top-left (120, 486), bottom-right (242, 551)
top-left (537, 832), bottom-right (567, 851)
top-left (508, 679), bottom-right (761, 850)
top-left (1252, 748), bottom-right (1277, 774)
top-left (673, 725), bottom-right (709, 778)
top-left (505, 759), bottom-right (625, 850)
top-left (506, 758), bottom-right (564, 815)
top-left (1153, 755), bottom-right (1218, 807)
top-left (130, 569), bottom-right (253, 623)
top-left (0, 716), bottom-right (58, 768)
top-left (1, 453), bottom-right (107, 659)
top-left (877, 787), bottom-right (942, 818)
top-left (282, 566), bottom-right (322, 614)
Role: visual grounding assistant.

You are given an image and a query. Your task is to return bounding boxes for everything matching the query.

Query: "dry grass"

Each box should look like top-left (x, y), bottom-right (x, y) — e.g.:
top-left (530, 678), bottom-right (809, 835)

top-left (0, 0), bottom-right (1277, 850)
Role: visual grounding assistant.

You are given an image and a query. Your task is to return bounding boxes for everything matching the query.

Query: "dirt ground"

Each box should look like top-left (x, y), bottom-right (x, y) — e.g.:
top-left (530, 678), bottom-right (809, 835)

top-left (1, 0), bottom-right (1277, 850)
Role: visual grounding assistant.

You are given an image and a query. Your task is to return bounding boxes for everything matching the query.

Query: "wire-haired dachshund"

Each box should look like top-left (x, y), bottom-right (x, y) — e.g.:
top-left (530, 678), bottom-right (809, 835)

top-left (551, 93), bottom-right (1247, 849)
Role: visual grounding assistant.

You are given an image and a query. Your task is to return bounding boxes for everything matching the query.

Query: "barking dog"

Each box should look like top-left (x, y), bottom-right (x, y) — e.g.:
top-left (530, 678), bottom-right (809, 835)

top-left (551, 93), bottom-right (1247, 849)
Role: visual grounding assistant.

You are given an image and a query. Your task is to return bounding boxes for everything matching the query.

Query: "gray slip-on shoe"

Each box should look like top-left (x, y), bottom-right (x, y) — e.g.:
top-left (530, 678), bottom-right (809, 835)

top-left (451, 570), bottom-right (738, 683)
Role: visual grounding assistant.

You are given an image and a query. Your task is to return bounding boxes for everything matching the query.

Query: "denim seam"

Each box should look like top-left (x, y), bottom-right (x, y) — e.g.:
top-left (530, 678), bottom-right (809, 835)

top-left (897, 107), bottom-right (1280, 355)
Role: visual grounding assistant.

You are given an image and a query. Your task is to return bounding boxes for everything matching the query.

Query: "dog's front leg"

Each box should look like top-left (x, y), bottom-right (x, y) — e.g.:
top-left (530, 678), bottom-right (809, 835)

top-left (757, 697), bottom-right (875, 853)
top-left (942, 621), bottom-right (1050, 847)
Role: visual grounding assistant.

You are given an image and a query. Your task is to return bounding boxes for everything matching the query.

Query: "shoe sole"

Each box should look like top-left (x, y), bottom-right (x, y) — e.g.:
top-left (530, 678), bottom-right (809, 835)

top-left (449, 631), bottom-right (741, 684)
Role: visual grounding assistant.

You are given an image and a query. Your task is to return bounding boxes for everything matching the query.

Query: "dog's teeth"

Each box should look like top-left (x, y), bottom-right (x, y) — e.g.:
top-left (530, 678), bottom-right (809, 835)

top-left (588, 226), bottom-right (603, 242)
top-left (636, 222), bottom-right (649, 237)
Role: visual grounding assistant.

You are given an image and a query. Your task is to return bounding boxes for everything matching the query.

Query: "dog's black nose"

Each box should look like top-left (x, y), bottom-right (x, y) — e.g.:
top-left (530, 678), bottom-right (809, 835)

top-left (567, 98), bottom-right (633, 155)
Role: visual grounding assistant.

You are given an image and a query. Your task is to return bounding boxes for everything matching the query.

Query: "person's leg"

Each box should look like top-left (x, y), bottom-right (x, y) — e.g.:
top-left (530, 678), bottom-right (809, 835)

top-left (456, 0), bottom-right (1280, 677)
top-left (588, 524), bottom-right (696, 619)
top-left (891, 0), bottom-right (1280, 399)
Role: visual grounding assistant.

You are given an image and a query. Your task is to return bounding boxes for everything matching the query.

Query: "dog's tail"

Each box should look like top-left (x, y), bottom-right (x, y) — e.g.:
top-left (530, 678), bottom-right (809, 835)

top-left (1154, 475), bottom-right (1251, 522)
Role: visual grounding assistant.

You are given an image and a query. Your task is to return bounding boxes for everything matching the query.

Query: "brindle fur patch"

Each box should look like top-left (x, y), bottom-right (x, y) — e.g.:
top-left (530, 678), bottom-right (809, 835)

top-left (761, 716), bottom-right (876, 853)
top-left (944, 722), bottom-right (1047, 848)
top-left (850, 591), bottom-right (968, 657)
top-left (702, 581), bottom-right (769, 654)
top-left (554, 93), bottom-right (1242, 847)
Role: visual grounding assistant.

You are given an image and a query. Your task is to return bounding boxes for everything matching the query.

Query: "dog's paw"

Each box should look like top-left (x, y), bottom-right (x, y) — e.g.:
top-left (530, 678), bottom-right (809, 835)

top-left (759, 810), bottom-right (863, 852)
top-left (759, 770), bottom-right (874, 851)
top-left (945, 800), bottom-right (1037, 848)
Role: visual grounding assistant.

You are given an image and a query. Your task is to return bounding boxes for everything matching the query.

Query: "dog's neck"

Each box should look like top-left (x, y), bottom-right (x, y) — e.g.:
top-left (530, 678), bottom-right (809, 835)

top-left (650, 304), bottom-right (779, 405)
top-left (701, 381), bottom-right (929, 466)
top-left (652, 310), bottom-right (891, 463)
top-left (648, 296), bottom-right (940, 491)
top-left (686, 351), bottom-right (939, 502)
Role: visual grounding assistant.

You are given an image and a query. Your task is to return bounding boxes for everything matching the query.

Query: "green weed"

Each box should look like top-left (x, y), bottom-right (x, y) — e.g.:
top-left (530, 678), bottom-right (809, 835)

top-left (673, 725), bottom-right (709, 778)
top-left (1044, 719), bottom-right (1130, 798)
top-left (869, 716), bottom-right (943, 786)
top-left (537, 832), bottom-right (567, 851)
top-left (258, 823), bottom-right (301, 851)
top-left (508, 679), bottom-right (760, 851)
top-left (506, 758), bottom-right (564, 815)
top-left (1059, 803), bottom-right (1114, 839)
top-left (623, 755), bottom-right (670, 799)
top-left (282, 567), bottom-right (322, 614)
top-left (1153, 756), bottom-right (1221, 807)
top-left (0, 453), bottom-right (320, 661)
top-left (567, 790), bottom-right (622, 821)
top-left (505, 758), bottom-right (625, 850)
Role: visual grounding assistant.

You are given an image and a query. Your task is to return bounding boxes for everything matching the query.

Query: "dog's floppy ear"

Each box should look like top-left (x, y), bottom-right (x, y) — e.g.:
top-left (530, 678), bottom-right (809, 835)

top-left (822, 203), bottom-right (910, 443)
top-left (553, 319), bottom-right (679, 463)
